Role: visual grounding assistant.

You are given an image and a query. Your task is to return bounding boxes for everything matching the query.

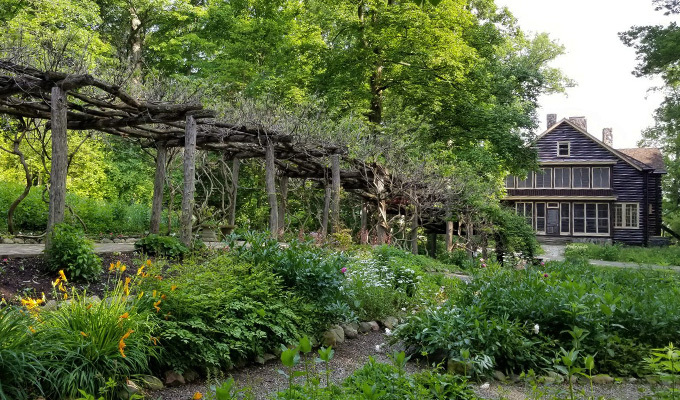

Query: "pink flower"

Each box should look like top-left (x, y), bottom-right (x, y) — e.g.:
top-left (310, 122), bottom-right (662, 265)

top-left (2, 258), bottom-right (7, 262)
top-left (481, 263), bottom-right (486, 268)
top-left (543, 273), bottom-right (549, 278)
top-left (540, 261), bottom-right (545, 266)
top-left (479, 258), bottom-right (485, 262)
top-left (341, 267), bottom-right (347, 273)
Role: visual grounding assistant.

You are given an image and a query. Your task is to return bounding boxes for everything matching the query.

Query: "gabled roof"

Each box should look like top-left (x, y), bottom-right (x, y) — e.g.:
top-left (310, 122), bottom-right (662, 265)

top-left (618, 148), bottom-right (667, 173)
top-left (536, 118), bottom-right (658, 172)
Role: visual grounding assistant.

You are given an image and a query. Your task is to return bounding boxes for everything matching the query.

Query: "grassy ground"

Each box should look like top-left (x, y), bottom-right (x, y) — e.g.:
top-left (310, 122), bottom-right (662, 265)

top-left (565, 243), bottom-right (680, 266)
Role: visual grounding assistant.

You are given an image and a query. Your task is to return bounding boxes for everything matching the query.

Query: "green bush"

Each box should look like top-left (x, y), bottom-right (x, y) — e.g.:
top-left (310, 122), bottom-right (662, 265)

top-left (138, 255), bottom-right (309, 374)
top-left (134, 234), bottom-right (188, 259)
top-left (44, 224), bottom-right (101, 281)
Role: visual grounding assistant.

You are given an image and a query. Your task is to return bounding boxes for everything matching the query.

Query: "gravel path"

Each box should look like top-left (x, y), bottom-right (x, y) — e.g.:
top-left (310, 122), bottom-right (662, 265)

top-left (476, 381), bottom-right (656, 400)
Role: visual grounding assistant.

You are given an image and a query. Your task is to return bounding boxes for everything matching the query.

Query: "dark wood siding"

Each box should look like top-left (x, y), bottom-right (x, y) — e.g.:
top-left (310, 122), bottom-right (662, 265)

top-left (536, 125), bottom-right (618, 162)
top-left (612, 161), bottom-right (645, 244)
top-left (507, 189), bottom-right (613, 197)
top-left (647, 174), bottom-right (663, 236)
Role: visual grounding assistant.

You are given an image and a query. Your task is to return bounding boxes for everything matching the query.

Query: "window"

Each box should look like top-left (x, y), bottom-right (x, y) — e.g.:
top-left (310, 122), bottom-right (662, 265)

top-left (516, 203), bottom-right (533, 228)
top-left (560, 203), bottom-right (570, 234)
top-left (554, 168), bottom-right (571, 188)
top-left (516, 174), bottom-right (533, 188)
top-left (614, 203), bottom-right (639, 228)
top-left (592, 167), bottom-right (610, 188)
top-left (536, 203), bottom-right (546, 233)
top-left (573, 167), bottom-right (590, 188)
top-left (535, 168), bottom-right (552, 188)
top-left (504, 175), bottom-right (515, 188)
top-left (573, 203), bottom-right (609, 234)
top-left (557, 142), bottom-right (570, 156)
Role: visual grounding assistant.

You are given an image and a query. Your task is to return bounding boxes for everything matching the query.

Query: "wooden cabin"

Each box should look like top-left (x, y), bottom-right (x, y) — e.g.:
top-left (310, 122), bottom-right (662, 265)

top-left (504, 115), bottom-right (666, 245)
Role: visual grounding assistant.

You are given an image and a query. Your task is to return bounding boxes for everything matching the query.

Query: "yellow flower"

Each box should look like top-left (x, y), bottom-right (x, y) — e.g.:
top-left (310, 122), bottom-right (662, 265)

top-left (124, 277), bottom-right (131, 296)
top-left (192, 392), bottom-right (203, 400)
top-left (120, 265), bottom-right (126, 273)
top-left (146, 259), bottom-right (152, 266)
top-left (52, 277), bottom-right (61, 287)
top-left (63, 293), bottom-right (68, 300)
top-left (161, 294), bottom-right (166, 300)
top-left (136, 265), bottom-right (145, 276)
top-left (58, 282), bottom-right (66, 293)
top-left (109, 263), bottom-right (116, 272)
top-left (137, 291), bottom-right (144, 300)
top-left (171, 285), bottom-right (177, 291)
top-left (80, 331), bottom-right (88, 337)
top-left (152, 290), bottom-right (157, 298)
top-left (29, 326), bottom-right (36, 334)
top-left (58, 270), bottom-right (68, 282)
top-left (153, 300), bottom-right (161, 313)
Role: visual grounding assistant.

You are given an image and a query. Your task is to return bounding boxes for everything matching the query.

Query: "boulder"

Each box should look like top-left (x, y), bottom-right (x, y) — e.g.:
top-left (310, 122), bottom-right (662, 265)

top-left (183, 369), bottom-right (199, 383)
top-left (493, 370), bottom-right (506, 381)
top-left (330, 325), bottom-right (345, 343)
top-left (13, 238), bottom-right (24, 244)
top-left (447, 359), bottom-right (472, 375)
top-left (592, 374), bottom-right (614, 384)
top-left (101, 238), bottom-right (113, 243)
top-left (139, 375), bottom-right (164, 390)
top-left (341, 324), bottom-right (358, 339)
top-left (1, 238), bottom-right (14, 244)
top-left (358, 322), bottom-right (373, 333)
top-left (368, 321), bottom-right (380, 331)
top-left (113, 238), bottom-right (124, 243)
top-left (255, 354), bottom-right (276, 365)
top-left (164, 370), bottom-right (185, 387)
top-left (381, 316), bottom-right (399, 330)
top-left (321, 330), bottom-right (338, 347)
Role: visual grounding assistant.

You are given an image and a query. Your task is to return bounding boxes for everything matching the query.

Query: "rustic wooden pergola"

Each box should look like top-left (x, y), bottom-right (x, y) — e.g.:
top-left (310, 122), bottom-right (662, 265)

top-left (0, 60), bottom-right (459, 252)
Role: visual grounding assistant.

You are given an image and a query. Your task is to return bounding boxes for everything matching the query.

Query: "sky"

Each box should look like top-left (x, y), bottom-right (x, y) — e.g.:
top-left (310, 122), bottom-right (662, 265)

top-left (496, 0), bottom-right (676, 148)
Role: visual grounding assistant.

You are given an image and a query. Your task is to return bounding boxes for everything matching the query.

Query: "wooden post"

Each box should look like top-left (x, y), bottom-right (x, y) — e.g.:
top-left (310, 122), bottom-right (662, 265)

top-left (149, 143), bottom-right (167, 234)
top-left (265, 139), bottom-right (279, 238)
top-left (445, 220), bottom-right (454, 252)
top-left (321, 185), bottom-right (331, 237)
top-left (228, 157), bottom-right (240, 227)
top-left (180, 116), bottom-right (197, 247)
top-left (410, 206), bottom-right (419, 255)
top-left (45, 86), bottom-right (68, 249)
top-left (360, 201), bottom-right (368, 244)
top-left (277, 176), bottom-right (289, 235)
top-left (427, 232), bottom-right (437, 258)
top-left (330, 154), bottom-right (341, 233)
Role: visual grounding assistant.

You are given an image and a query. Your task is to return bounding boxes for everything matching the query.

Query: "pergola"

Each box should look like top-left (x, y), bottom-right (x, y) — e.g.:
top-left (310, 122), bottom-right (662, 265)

top-left (0, 60), bottom-right (455, 251)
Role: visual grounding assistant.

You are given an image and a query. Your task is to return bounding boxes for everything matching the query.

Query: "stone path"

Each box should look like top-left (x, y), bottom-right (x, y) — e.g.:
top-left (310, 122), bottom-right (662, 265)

top-left (0, 241), bottom-right (232, 258)
top-left (540, 244), bottom-right (680, 271)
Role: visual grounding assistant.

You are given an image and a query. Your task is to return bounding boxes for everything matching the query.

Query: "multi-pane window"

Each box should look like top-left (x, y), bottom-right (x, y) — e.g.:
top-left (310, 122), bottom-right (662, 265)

top-left (535, 203), bottom-right (546, 233)
top-left (614, 203), bottom-right (639, 228)
top-left (516, 174), bottom-right (533, 188)
top-left (573, 167), bottom-right (590, 188)
top-left (535, 168), bottom-right (552, 188)
top-left (504, 175), bottom-right (515, 188)
top-left (554, 168), bottom-right (571, 188)
top-left (592, 167), bottom-right (610, 188)
top-left (557, 142), bottom-right (570, 156)
top-left (560, 203), bottom-right (570, 234)
top-left (573, 203), bottom-right (609, 234)
top-left (516, 203), bottom-right (533, 227)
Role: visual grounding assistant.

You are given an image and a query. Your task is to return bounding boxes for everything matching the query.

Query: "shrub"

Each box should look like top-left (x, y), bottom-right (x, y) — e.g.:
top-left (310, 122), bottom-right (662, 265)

top-left (134, 234), bottom-right (188, 259)
top-left (138, 255), bottom-right (308, 374)
top-left (44, 224), bottom-right (101, 281)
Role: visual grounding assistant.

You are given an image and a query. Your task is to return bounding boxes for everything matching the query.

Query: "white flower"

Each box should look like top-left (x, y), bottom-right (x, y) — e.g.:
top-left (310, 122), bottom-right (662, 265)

top-left (480, 383), bottom-right (490, 390)
top-left (401, 307), bottom-right (406, 312)
top-left (384, 328), bottom-right (392, 336)
top-left (533, 324), bottom-right (540, 334)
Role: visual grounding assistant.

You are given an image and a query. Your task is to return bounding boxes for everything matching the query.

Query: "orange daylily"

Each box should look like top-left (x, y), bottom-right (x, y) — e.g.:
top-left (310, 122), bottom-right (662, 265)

top-left (119, 312), bottom-right (129, 320)
top-left (170, 285), bottom-right (177, 291)
top-left (192, 392), bottom-right (203, 400)
top-left (153, 300), bottom-right (161, 313)
top-left (58, 270), bottom-right (68, 282)
top-left (80, 331), bottom-right (88, 337)
top-left (118, 329), bottom-right (134, 358)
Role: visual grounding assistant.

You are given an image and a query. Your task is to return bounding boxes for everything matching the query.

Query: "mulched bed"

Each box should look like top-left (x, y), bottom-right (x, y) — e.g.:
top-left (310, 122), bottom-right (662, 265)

top-left (0, 252), bottom-right (142, 302)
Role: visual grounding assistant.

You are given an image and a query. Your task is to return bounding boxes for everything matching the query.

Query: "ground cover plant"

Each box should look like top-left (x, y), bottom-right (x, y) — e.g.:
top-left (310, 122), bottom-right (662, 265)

top-left (565, 242), bottom-right (680, 266)
top-left (395, 259), bottom-right (680, 378)
top-left (44, 223), bottom-right (101, 281)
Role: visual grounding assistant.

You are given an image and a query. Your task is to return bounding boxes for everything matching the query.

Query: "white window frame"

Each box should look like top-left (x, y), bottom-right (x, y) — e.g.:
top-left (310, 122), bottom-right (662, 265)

top-left (535, 168), bottom-right (553, 188)
top-left (572, 167), bottom-right (591, 188)
top-left (516, 202), bottom-right (534, 228)
top-left (572, 202), bottom-right (610, 236)
top-left (614, 203), bottom-right (640, 229)
top-left (535, 202), bottom-right (546, 234)
top-left (592, 167), bottom-right (611, 189)
top-left (554, 167), bottom-right (571, 188)
top-left (516, 174), bottom-right (533, 189)
top-left (557, 141), bottom-right (571, 157)
top-left (560, 203), bottom-right (570, 235)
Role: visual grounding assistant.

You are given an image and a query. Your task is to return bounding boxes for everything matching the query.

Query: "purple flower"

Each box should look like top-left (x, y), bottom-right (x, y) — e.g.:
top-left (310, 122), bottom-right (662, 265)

top-left (341, 267), bottom-right (347, 273)
top-left (543, 273), bottom-right (549, 278)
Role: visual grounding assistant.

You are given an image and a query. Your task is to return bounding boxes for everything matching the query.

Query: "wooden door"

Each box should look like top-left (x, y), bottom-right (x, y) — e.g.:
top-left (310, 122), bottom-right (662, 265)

top-left (547, 208), bottom-right (560, 235)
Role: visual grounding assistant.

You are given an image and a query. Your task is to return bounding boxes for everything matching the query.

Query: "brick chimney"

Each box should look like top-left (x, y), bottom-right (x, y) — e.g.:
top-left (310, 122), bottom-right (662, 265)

top-left (547, 113), bottom-right (557, 129)
top-left (602, 128), bottom-right (613, 147)
top-left (568, 116), bottom-right (587, 131)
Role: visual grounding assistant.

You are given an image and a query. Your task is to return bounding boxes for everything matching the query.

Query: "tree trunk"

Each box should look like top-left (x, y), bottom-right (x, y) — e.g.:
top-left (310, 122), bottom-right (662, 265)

top-left (330, 154), bottom-right (341, 233)
top-left (360, 201), bottom-right (368, 244)
top-left (427, 232), bottom-right (437, 258)
top-left (6, 132), bottom-right (32, 235)
top-left (375, 173), bottom-right (388, 244)
top-left (277, 176), bottom-right (289, 235)
top-left (445, 220), bottom-right (454, 252)
top-left (265, 139), bottom-right (278, 238)
top-left (321, 186), bottom-right (331, 237)
top-left (46, 86), bottom-right (68, 249)
top-left (228, 157), bottom-right (240, 227)
top-left (180, 116), bottom-right (197, 247)
top-left (128, 6), bottom-right (144, 89)
top-left (149, 143), bottom-right (166, 234)
top-left (410, 206), bottom-right (419, 255)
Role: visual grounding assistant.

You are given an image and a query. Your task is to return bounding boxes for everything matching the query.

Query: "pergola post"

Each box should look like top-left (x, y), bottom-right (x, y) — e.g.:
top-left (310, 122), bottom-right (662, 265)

top-left (277, 176), bottom-right (289, 235)
top-left (45, 86), bottom-right (68, 249)
top-left (228, 157), bottom-right (240, 227)
top-left (149, 142), bottom-right (167, 234)
top-left (180, 115), bottom-right (197, 247)
top-left (410, 205), bottom-right (419, 255)
top-left (265, 138), bottom-right (279, 238)
top-left (330, 154), bottom-right (341, 233)
top-left (375, 174), bottom-right (388, 244)
top-left (445, 220), bottom-right (454, 252)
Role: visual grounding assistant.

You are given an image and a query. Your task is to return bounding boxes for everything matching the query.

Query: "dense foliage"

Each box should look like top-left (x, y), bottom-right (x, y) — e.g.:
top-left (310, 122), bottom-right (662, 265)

top-left (565, 242), bottom-right (680, 265)
top-left (396, 259), bottom-right (680, 377)
top-left (44, 224), bottom-right (101, 281)
top-left (134, 234), bottom-right (188, 259)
